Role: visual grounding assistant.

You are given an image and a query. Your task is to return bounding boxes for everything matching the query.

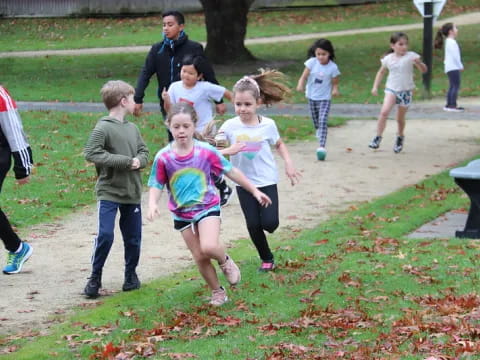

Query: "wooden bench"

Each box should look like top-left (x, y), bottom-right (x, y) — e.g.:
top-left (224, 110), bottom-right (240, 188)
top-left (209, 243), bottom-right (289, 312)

top-left (449, 159), bottom-right (480, 238)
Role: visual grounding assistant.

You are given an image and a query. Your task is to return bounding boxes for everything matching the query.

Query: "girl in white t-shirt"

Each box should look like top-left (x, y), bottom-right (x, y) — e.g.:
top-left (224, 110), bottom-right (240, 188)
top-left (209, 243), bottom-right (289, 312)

top-left (434, 22), bottom-right (464, 112)
top-left (215, 70), bottom-right (301, 272)
top-left (162, 55), bottom-right (234, 206)
top-left (369, 32), bottom-right (427, 153)
top-left (296, 38), bottom-right (340, 161)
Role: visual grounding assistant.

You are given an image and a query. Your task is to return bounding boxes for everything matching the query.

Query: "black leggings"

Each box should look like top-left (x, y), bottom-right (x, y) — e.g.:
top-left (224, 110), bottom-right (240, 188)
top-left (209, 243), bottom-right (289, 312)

top-left (236, 184), bottom-right (279, 262)
top-left (0, 147), bottom-right (21, 252)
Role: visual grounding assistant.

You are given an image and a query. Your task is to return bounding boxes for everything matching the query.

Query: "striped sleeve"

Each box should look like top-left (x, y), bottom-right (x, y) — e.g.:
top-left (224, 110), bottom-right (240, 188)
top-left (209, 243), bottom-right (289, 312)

top-left (0, 86), bottom-right (33, 179)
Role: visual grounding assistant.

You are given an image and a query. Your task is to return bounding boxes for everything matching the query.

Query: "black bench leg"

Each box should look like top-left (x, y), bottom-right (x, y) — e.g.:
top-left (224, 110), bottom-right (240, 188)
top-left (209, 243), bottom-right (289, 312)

top-left (455, 178), bottom-right (480, 239)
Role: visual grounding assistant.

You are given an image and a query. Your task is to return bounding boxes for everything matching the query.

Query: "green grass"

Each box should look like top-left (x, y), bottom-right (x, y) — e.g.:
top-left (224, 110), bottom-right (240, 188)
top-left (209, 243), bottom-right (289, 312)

top-left (0, 0), bottom-right (478, 52)
top-left (1, 24), bottom-right (479, 104)
top-left (1, 111), bottom-right (340, 230)
top-left (1, 161), bottom-right (476, 359)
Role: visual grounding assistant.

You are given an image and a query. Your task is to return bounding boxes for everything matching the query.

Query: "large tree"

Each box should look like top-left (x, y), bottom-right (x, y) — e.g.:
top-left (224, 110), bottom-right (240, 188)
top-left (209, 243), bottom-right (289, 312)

top-left (199, 0), bottom-right (256, 64)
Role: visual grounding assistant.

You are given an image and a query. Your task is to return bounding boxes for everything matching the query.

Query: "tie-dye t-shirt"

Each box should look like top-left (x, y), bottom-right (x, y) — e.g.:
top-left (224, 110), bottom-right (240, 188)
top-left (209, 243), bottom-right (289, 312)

top-left (148, 140), bottom-right (232, 221)
top-left (218, 116), bottom-right (279, 187)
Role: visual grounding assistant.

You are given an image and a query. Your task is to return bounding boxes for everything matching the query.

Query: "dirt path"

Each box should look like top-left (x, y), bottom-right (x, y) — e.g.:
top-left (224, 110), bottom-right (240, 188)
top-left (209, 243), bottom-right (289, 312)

top-left (1, 118), bottom-right (479, 336)
top-left (1, 12), bottom-right (478, 58)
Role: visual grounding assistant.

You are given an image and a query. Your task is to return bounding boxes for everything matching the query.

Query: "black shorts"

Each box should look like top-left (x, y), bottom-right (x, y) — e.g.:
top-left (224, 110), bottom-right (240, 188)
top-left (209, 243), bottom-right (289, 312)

top-left (174, 210), bottom-right (221, 232)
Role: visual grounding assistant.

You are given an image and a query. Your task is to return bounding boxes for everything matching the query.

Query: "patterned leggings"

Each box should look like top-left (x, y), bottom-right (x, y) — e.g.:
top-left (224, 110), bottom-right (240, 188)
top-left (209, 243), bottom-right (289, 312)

top-left (308, 99), bottom-right (331, 147)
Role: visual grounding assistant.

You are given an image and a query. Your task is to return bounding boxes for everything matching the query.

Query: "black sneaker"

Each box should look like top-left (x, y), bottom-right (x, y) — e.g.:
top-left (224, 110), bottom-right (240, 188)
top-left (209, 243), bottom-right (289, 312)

top-left (220, 184), bottom-right (233, 207)
top-left (393, 135), bottom-right (404, 153)
top-left (369, 135), bottom-right (382, 149)
top-left (84, 274), bottom-right (102, 298)
top-left (122, 272), bottom-right (141, 292)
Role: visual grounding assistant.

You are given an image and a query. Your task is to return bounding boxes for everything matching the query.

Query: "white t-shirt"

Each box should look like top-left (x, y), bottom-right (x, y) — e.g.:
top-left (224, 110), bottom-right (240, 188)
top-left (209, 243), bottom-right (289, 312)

top-left (444, 38), bottom-right (463, 73)
top-left (168, 80), bottom-right (226, 132)
top-left (304, 58), bottom-right (341, 100)
top-left (381, 51), bottom-right (420, 91)
top-left (218, 116), bottom-right (280, 187)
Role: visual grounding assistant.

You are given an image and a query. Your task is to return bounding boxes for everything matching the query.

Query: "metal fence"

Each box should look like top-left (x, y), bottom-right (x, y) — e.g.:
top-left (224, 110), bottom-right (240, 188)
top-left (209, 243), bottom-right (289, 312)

top-left (0, 0), bottom-right (385, 17)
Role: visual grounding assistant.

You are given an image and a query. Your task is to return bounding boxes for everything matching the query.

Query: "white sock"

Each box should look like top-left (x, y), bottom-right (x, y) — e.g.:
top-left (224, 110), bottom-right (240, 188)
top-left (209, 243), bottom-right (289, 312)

top-left (14, 242), bottom-right (23, 254)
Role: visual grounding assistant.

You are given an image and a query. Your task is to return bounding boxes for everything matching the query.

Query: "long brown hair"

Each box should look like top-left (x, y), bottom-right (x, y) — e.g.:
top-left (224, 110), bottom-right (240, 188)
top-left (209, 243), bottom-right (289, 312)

top-left (233, 68), bottom-right (290, 106)
top-left (434, 22), bottom-right (454, 49)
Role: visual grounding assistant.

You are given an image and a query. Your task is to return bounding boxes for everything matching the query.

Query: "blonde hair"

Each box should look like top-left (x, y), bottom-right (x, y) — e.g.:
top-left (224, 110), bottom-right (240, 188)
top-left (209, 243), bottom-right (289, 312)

top-left (100, 80), bottom-right (135, 110)
top-left (233, 68), bottom-right (290, 106)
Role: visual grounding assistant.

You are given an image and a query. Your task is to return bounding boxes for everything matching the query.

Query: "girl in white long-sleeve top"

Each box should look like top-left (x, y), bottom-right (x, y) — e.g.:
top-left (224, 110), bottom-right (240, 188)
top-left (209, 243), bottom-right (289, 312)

top-left (435, 22), bottom-right (464, 112)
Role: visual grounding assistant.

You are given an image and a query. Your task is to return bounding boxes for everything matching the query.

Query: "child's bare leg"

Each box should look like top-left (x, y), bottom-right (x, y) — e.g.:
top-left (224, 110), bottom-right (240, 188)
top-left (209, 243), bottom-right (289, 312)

top-left (181, 223), bottom-right (222, 290)
top-left (396, 106), bottom-right (408, 136)
top-left (376, 92), bottom-right (396, 136)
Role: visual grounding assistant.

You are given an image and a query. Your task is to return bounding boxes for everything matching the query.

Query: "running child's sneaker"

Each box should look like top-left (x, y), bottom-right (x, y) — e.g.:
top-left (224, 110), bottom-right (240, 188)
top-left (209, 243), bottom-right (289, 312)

top-left (209, 286), bottom-right (228, 306)
top-left (220, 184), bottom-right (233, 207)
top-left (369, 135), bottom-right (382, 149)
top-left (2, 242), bottom-right (33, 274)
top-left (84, 274), bottom-right (102, 298)
top-left (393, 135), bottom-right (404, 153)
top-left (443, 106), bottom-right (465, 112)
top-left (259, 261), bottom-right (276, 272)
top-left (316, 147), bottom-right (327, 161)
top-left (219, 255), bottom-right (241, 285)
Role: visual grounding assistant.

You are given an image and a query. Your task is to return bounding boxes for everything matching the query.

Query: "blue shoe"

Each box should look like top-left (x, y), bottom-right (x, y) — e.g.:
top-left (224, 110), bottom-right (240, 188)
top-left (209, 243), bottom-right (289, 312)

top-left (316, 147), bottom-right (327, 161)
top-left (3, 242), bottom-right (33, 274)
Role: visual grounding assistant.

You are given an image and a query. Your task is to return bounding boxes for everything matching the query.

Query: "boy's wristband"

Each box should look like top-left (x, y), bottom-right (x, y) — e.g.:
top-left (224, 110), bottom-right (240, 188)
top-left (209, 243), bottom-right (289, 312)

top-left (214, 98), bottom-right (224, 105)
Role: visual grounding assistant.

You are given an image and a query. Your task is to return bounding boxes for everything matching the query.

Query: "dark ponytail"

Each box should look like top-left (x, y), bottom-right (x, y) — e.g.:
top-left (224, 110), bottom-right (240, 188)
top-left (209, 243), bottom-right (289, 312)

top-left (434, 22), bottom-right (454, 49)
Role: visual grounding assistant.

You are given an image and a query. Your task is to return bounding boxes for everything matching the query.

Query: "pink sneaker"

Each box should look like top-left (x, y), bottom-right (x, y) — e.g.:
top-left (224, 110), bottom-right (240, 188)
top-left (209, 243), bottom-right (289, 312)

top-left (209, 286), bottom-right (228, 306)
top-left (219, 255), bottom-right (241, 285)
top-left (259, 261), bottom-right (276, 272)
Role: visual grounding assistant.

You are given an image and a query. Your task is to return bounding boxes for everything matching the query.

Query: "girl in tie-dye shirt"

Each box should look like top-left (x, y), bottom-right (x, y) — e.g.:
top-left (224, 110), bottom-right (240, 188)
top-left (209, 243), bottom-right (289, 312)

top-left (147, 103), bottom-right (271, 306)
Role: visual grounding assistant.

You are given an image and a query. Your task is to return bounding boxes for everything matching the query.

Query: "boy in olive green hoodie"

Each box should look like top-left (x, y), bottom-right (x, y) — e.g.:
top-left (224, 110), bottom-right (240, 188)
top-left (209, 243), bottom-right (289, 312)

top-left (84, 80), bottom-right (149, 298)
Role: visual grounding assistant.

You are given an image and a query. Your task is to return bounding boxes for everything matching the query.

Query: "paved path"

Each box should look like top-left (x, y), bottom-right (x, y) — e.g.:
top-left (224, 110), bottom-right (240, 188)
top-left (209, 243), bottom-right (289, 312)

top-left (17, 99), bottom-right (480, 120)
top-left (1, 12), bottom-right (478, 58)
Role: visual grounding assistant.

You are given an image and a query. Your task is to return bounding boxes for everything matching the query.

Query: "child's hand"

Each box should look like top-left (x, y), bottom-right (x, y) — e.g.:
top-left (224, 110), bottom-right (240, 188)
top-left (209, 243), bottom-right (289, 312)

top-left (371, 88), bottom-right (378, 96)
top-left (131, 157), bottom-right (140, 170)
top-left (296, 84), bottom-right (303, 92)
top-left (161, 88), bottom-right (169, 102)
top-left (133, 103), bottom-right (143, 117)
top-left (147, 205), bottom-right (161, 221)
top-left (16, 176), bottom-right (30, 185)
top-left (285, 164), bottom-right (302, 186)
top-left (253, 190), bottom-right (272, 207)
top-left (227, 142), bottom-right (246, 155)
top-left (332, 88), bottom-right (340, 97)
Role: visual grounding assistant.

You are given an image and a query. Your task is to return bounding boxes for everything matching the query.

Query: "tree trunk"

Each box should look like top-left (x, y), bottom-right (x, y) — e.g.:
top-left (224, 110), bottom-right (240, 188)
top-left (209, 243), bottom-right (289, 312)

top-left (199, 0), bottom-right (256, 64)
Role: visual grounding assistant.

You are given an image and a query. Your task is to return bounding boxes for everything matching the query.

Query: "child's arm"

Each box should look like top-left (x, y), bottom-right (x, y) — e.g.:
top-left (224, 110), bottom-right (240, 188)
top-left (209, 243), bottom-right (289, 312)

top-left (161, 87), bottom-right (172, 113)
top-left (296, 67), bottom-right (310, 92)
top-left (147, 187), bottom-right (163, 221)
top-left (413, 58), bottom-right (428, 74)
top-left (371, 66), bottom-right (387, 96)
top-left (219, 142), bottom-right (245, 156)
top-left (84, 127), bottom-right (133, 169)
top-left (332, 76), bottom-right (340, 97)
top-left (223, 89), bottom-right (233, 102)
top-left (275, 139), bottom-right (301, 186)
top-left (133, 133), bottom-right (149, 170)
top-left (225, 168), bottom-right (272, 207)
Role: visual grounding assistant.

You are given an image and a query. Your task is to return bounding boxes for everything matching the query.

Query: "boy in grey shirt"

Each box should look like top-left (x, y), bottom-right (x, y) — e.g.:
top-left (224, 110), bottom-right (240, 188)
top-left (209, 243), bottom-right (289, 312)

top-left (84, 80), bottom-right (149, 298)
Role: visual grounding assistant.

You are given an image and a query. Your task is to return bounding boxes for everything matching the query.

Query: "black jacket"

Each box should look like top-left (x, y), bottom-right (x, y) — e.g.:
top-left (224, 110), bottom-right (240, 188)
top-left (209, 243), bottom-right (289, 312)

top-left (134, 33), bottom-right (219, 114)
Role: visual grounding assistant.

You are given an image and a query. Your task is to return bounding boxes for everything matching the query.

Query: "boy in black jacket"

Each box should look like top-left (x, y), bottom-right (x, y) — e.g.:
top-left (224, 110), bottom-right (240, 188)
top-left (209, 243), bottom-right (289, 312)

top-left (134, 10), bottom-right (225, 119)
top-left (0, 85), bottom-right (34, 274)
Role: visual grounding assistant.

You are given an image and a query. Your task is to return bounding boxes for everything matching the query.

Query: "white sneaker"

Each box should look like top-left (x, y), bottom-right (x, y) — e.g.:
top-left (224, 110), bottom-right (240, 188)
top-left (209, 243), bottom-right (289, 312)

top-left (209, 286), bottom-right (228, 306)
